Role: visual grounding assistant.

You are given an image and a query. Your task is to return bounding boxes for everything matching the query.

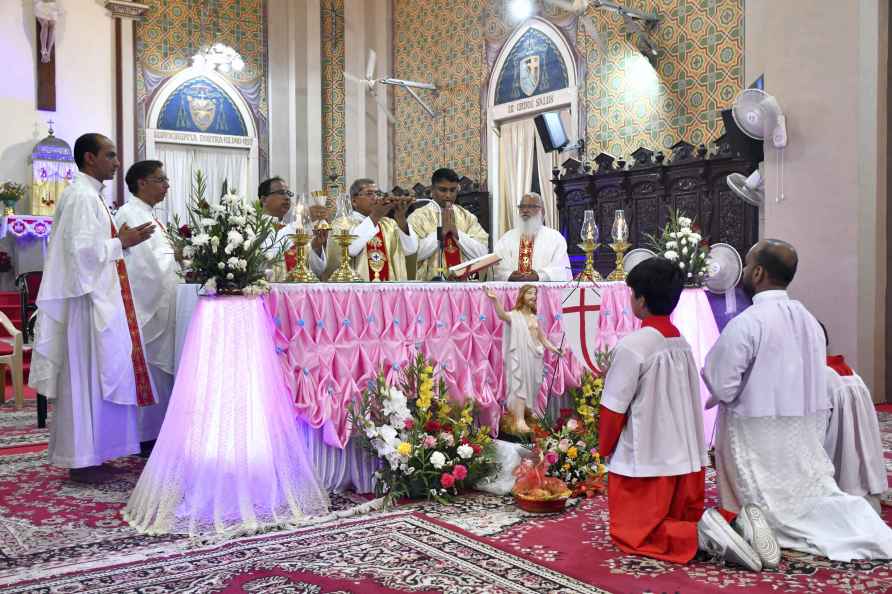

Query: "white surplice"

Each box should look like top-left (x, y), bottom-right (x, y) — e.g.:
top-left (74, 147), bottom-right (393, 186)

top-left (492, 226), bottom-right (572, 282)
top-left (115, 197), bottom-right (179, 441)
top-left (822, 368), bottom-right (887, 497)
top-left (29, 172), bottom-right (140, 468)
top-left (602, 327), bottom-right (708, 477)
top-left (703, 290), bottom-right (892, 561)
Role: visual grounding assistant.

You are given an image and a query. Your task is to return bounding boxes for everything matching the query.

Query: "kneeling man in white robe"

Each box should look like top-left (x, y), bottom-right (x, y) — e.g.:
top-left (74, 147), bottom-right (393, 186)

top-left (29, 133), bottom-right (157, 482)
top-left (493, 192), bottom-right (571, 282)
top-left (703, 239), bottom-right (892, 562)
top-left (115, 160), bottom-right (180, 453)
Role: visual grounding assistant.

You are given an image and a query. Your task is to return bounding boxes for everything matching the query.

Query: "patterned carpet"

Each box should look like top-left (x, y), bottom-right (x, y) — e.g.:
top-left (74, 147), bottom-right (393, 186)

top-left (0, 399), bottom-right (48, 449)
top-left (0, 414), bottom-right (890, 592)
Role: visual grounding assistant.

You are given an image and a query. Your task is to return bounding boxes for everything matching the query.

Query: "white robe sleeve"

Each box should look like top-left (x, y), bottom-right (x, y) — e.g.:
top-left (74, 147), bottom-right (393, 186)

top-left (348, 216), bottom-right (378, 257)
top-left (537, 234), bottom-right (572, 281)
top-left (702, 316), bottom-right (755, 409)
top-left (600, 343), bottom-right (642, 414)
top-left (416, 232), bottom-right (438, 262)
top-left (492, 234), bottom-right (515, 281)
top-left (398, 223), bottom-right (418, 256)
top-left (457, 231), bottom-right (488, 261)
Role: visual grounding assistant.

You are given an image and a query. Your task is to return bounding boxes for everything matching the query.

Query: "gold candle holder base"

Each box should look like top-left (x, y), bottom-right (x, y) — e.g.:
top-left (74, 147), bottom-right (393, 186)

top-left (575, 240), bottom-right (602, 282)
top-left (287, 231), bottom-right (319, 283)
top-left (330, 230), bottom-right (362, 282)
top-left (607, 241), bottom-right (631, 281)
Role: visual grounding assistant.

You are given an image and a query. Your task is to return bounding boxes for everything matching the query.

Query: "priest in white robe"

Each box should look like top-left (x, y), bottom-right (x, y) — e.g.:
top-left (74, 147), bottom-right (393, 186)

top-left (29, 133), bottom-right (157, 482)
top-left (703, 239), bottom-right (892, 562)
top-left (408, 168), bottom-right (488, 281)
top-left (115, 160), bottom-right (179, 451)
top-left (321, 178), bottom-right (417, 281)
top-left (258, 177), bottom-right (328, 280)
top-left (493, 192), bottom-right (572, 282)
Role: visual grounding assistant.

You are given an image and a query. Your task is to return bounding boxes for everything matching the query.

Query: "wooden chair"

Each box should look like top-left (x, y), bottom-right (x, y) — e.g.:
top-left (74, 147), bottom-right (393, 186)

top-left (0, 310), bottom-right (24, 409)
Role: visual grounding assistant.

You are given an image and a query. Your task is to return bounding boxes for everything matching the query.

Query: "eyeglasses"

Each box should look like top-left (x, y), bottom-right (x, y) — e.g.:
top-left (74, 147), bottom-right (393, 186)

top-left (268, 189), bottom-right (294, 197)
top-left (518, 203), bottom-right (541, 211)
top-left (146, 176), bottom-right (170, 184)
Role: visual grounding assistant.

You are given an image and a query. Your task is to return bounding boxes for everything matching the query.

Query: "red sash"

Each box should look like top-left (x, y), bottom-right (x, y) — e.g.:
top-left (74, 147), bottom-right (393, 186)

top-left (443, 232), bottom-right (462, 269)
top-left (518, 237), bottom-right (534, 274)
top-left (107, 215), bottom-right (156, 407)
top-left (366, 228), bottom-right (390, 281)
top-left (827, 354), bottom-right (854, 377)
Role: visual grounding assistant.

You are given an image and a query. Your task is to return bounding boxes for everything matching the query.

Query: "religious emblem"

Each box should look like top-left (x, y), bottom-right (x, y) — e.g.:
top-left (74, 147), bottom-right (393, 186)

top-left (519, 55), bottom-right (541, 97)
top-left (186, 93), bottom-right (217, 132)
top-left (561, 286), bottom-right (603, 374)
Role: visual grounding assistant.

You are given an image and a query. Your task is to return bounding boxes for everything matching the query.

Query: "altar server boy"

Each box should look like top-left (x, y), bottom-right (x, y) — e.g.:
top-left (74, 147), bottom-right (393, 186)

top-left (820, 323), bottom-right (887, 513)
top-left (598, 257), bottom-right (762, 570)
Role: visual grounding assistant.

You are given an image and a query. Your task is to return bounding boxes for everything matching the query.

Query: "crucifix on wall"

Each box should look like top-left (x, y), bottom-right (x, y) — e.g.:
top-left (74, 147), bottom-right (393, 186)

top-left (34, 1), bottom-right (63, 111)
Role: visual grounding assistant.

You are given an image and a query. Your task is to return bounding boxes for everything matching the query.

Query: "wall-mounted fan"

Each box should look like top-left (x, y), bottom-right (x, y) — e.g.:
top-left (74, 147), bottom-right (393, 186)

top-left (622, 247), bottom-right (655, 274)
top-left (344, 49), bottom-right (438, 123)
top-left (705, 243), bottom-right (743, 314)
top-left (726, 88), bottom-right (788, 204)
top-left (543, 0), bottom-right (661, 58)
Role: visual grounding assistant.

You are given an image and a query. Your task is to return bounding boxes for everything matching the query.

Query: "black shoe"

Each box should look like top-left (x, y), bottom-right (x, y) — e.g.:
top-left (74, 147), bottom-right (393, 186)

top-left (139, 440), bottom-right (156, 458)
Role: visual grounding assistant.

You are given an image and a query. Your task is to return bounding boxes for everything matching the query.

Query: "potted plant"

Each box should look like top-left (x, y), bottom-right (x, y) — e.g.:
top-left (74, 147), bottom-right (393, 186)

top-left (0, 182), bottom-right (27, 216)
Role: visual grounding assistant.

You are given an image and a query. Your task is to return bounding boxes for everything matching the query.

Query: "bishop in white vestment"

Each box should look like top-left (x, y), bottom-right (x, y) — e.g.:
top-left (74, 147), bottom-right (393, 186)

top-left (493, 193), bottom-right (571, 282)
top-left (115, 161), bottom-right (179, 444)
top-left (29, 134), bottom-right (157, 480)
top-left (703, 239), bottom-right (892, 561)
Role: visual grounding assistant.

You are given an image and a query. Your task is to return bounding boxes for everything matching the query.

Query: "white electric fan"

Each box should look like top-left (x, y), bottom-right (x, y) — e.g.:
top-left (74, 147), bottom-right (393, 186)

top-left (704, 243), bottom-right (743, 313)
top-left (622, 247), bottom-right (656, 274)
top-left (344, 50), bottom-right (438, 123)
top-left (726, 88), bottom-right (788, 204)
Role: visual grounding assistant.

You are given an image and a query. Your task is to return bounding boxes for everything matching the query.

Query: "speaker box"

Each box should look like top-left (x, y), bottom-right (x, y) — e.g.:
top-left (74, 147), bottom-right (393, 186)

top-left (722, 109), bottom-right (764, 162)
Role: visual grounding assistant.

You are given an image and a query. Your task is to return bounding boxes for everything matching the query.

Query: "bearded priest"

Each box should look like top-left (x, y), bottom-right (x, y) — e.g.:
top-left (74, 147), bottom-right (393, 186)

top-left (409, 168), bottom-right (489, 281)
top-left (493, 192), bottom-right (572, 282)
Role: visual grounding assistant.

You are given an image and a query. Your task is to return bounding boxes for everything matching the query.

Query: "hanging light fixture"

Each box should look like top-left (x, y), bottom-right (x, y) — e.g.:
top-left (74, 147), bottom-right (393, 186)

top-left (192, 43), bottom-right (245, 73)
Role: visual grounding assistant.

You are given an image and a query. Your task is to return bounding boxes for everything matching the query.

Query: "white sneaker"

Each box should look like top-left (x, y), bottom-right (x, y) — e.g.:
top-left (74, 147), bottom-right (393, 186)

top-left (698, 508), bottom-right (762, 571)
top-left (734, 504), bottom-right (780, 569)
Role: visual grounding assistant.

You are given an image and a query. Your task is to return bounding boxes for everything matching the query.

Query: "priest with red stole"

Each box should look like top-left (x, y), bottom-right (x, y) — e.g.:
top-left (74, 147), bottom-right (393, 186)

top-left (409, 168), bottom-right (488, 281)
top-left (598, 257), bottom-right (763, 571)
top-left (492, 192), bottom-right (571, 282)
top-left (29, 133), bottom-right (157, 483)
top-left (321, 178), bottom-right (417, 281)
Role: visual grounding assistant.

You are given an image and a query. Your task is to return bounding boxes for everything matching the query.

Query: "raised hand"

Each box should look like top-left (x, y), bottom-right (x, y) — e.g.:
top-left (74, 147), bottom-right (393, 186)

top-left (118, 222), bottom-right (155, 248)
top-left (484, 287), bottom-right (498, 300)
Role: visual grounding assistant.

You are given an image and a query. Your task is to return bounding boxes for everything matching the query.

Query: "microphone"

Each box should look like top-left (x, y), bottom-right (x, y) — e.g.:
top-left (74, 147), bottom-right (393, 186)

top-left (414, 198), bottom-right (446, 281)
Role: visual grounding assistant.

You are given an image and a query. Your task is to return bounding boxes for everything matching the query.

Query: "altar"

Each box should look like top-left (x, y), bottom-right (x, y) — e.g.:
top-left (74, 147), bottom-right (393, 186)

top-left (174, 281), bottom-right (721, 493)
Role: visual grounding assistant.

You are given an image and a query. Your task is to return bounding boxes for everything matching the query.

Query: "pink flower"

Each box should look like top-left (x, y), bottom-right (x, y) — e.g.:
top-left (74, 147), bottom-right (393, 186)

top-left (558, 438), bottom-right (571, 452)
top-left (404, 419), bottom-right (415, 430)
top-left (566, 419), bottom-right (579, 431)
top-left (440, 432), bottom-right (454, 446)
top-left (545, 451), bottom-right (559, 465)
top-left (590, 448), bottom-right (598, 457)
top-left (441, 473), bottom-right (455, 488)
top-left (423, 435), bottom-right (437, 449)
top-left (452, 464), bottom-right (468, 480)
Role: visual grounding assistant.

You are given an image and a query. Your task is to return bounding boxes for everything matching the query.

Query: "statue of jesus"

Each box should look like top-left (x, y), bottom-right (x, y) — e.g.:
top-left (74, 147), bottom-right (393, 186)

top-left (485, 285), bottom-right (562, 436)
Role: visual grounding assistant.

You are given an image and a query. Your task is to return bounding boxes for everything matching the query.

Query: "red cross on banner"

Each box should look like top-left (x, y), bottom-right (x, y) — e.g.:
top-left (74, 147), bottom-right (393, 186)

top-left (561, 285), bottom-right (603, 374)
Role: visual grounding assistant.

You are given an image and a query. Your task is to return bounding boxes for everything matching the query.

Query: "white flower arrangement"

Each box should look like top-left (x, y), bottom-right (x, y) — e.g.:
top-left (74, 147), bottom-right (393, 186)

top-left (165, 171), bottom-right (285, 295)
top-left (647, 209), bottom-right (711, 287)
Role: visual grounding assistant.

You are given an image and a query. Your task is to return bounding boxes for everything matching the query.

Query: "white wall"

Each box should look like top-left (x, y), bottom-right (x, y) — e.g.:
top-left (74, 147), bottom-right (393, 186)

top-left (746, 0), bottom-right (888, 397)
top-left (0, 0), bottom-right (115, 203)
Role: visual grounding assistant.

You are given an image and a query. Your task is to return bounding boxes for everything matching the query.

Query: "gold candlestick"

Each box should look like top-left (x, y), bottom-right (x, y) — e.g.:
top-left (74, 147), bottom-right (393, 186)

top-left (575, 239), bottom-right (602, 282)
top-left (607, 240), bottom-right (631, 281)
top-left (330, 229), bottom-right (362, 282)
top-left (287, 231), bottom-right (319, 283)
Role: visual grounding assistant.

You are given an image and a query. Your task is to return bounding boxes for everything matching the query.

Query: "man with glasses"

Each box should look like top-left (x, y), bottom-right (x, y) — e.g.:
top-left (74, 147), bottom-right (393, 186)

top-left (322, 178), bottom-right (417, 281)
top-left (258, 177), bottom-right (328, 279)
top-left (492, 192), bottom-right (571, 282)
top-left (114, 160), bottom-right (179, 455)
top-left (409, 168), bottom-right (488, 281)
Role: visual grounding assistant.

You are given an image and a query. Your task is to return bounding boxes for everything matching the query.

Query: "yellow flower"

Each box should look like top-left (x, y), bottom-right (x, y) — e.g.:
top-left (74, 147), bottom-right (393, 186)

top-left (562, 463), bottom-right (571, 471)
top-left (597, 463), bottom-right (606, 475)
top-left (397, 441), bottom-right (412, 456)
top-left (424, 365), bottom-right (434, 374)
top-left (593, 378), bottom-right (604, 390)
top-left (567, 447), bottom-right (578, 459)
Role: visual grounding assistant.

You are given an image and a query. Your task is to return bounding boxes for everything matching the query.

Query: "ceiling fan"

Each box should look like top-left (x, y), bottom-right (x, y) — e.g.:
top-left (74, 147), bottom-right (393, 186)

top-left (543, 0), bottom-right (661, 58)
top-left (344, 50), bottom-right (439, 122)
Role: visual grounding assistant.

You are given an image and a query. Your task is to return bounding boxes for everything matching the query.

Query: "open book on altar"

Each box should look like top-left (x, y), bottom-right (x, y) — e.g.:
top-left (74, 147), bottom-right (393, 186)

top-left (448, 253), bottom-right (501, 279)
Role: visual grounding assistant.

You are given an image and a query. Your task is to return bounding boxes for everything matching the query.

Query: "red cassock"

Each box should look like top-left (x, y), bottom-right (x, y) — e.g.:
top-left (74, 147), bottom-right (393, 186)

top-left (598, 316), bottom-right (704, 563)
